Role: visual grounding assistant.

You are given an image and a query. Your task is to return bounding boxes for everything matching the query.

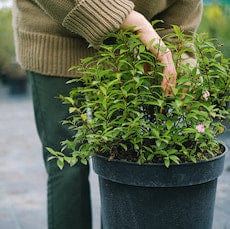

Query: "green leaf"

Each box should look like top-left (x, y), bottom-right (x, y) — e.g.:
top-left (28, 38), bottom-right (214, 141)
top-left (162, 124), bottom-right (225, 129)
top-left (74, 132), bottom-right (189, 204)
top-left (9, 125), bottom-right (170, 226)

top-left (157, 99), bottom-right (164, 107)
top-left (139, 44), bottom-right (146, 53)
top-left (172, 25), bottom-right (183, 38)
top-left (69, 107), bottom-right (77, 113)
top-left (57, 158), bottom-right (64, 170)
top-left (64, 97), bottom-right (75, 105)
top-left (166, 120), bottom-right (173, 130)
top-left (100, 85), bottom-right (107, 95)
top-left (146, 39), bottom-right (155, 50)
top-left (81, 158), bottom-right (88, 165)
top-left (121, 88), bottom-right (128, 97)
top-left (94, 111), bottom-right (106, 120)
top-left (156, 140), bottom-right (161, 148)
top-left (189, 156), bottom-right (197, 163)
top-left (107, 79), bottom-right (119, 88)
top-left (133, 143), bottom-right (139, 151)
top-left (171, 88), bottom-right (179, 96)
top-left (174, 100), bottom-right (183, 108)
top-left (102, 97), bottom-right (107, 110)
top-left (164, 157), bottom-right (170, 168)
top-left (169, 155), bottom-right (180, 164)
top-left (70, 157), bottom-right (78, 167)
top-left (47, 156), bottom-right (56, 161)
top-left (119, 143), bottom-right (128, 151)
top-left (151, 129), bottom-right (160, 138)
top-left (64, 156), bottom-right (72, 164)
top-left (151, 19), bottom-right (164, 27)
top-left (147, 154), bottom-right (154, 161)
top-left (81, 113), bottom-right (87, 122)
top-left (46, 147), bottom-right (65, 156)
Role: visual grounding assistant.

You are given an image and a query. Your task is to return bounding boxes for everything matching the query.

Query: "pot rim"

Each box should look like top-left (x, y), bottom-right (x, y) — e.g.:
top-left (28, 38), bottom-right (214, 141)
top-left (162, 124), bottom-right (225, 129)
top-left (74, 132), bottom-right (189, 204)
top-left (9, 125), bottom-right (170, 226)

top-left (92, 143), bottom-right (227, 187)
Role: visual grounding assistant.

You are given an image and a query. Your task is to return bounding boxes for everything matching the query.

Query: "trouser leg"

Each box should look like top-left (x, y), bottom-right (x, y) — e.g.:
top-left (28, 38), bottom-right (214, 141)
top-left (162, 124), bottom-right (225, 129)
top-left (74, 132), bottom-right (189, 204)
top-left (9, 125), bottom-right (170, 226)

top-left (28, 71), bottom-right (92, 229)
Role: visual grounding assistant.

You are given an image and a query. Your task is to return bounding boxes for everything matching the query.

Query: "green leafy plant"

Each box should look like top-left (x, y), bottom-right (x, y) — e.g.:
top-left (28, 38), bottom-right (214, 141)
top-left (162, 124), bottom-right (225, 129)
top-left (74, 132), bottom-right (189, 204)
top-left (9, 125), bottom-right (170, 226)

top-left (47, 25), bottom-right (230, 169)
top-left (0, 8), bottom-right (14, 76)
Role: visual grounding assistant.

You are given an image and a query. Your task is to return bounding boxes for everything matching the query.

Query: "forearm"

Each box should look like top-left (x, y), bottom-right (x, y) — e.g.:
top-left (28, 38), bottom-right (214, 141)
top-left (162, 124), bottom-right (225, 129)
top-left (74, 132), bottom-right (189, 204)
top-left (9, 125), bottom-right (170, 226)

top-left (121, 11), bottom-right (173, 62)
top-left (121, 10), bottom-right (177, 95)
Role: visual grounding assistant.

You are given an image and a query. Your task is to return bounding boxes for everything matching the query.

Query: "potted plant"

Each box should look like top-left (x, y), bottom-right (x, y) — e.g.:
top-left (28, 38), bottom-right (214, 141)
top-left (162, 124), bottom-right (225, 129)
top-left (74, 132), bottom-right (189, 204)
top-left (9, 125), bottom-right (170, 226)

top-left (47, 26), bottom-right (229, 228)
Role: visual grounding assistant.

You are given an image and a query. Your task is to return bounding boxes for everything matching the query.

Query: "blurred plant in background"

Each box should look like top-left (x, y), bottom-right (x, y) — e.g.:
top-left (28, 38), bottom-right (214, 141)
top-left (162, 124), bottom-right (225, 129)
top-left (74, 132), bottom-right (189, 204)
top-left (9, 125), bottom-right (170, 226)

top-left (199, 1), bottom-right (230, 57)
top-left (0, 8), bottom-right (14, 79)
top-left (0, 6), bottom-right (26, 95)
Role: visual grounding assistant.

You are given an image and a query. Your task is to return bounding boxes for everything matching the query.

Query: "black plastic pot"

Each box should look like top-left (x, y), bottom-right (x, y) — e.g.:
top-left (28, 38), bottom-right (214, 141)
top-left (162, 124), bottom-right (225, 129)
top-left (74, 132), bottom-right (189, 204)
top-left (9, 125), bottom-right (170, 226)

top-left (92, 146), bottom-right (227, 229)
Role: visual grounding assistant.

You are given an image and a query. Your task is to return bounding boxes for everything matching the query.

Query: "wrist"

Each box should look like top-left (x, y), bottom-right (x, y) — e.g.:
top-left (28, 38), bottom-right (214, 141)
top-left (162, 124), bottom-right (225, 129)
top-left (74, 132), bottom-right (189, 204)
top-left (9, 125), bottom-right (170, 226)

top-left (158, 50), bottom-right (173, 63)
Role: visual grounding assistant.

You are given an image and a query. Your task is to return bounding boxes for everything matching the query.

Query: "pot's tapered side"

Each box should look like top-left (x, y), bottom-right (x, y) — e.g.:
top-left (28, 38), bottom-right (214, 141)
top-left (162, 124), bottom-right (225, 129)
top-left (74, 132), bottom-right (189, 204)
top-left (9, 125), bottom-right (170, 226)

top-left (99, 176), bottom-right (217, 229)
top-left (93, 146), bottom-right (227, 229)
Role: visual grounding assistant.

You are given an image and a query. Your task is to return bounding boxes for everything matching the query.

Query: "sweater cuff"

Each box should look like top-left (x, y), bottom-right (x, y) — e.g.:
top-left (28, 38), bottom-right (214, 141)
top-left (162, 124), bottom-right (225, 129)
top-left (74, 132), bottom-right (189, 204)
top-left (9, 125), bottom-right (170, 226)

top-left (62, 0), bottom-right (134, 47)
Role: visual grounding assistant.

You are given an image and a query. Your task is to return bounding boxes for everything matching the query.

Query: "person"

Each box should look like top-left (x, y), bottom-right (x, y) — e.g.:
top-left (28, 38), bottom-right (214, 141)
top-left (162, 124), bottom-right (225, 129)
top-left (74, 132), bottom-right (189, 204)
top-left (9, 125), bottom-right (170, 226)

top-left (12, 0), bottom-right (203, 228)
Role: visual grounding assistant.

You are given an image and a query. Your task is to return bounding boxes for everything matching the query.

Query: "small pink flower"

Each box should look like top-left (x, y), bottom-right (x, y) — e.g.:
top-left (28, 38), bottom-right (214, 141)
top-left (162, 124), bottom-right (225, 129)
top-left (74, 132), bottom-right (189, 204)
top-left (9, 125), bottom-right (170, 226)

top-left (196, 124), bottom-right (205, 133)
top-left (202, 90), bottom-right (210, 101)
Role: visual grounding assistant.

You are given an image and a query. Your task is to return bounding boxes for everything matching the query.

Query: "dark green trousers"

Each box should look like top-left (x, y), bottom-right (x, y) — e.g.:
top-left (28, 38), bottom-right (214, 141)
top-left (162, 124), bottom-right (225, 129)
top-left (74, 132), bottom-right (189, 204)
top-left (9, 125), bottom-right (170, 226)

top-left (28, 71), bottom-right (92, 229)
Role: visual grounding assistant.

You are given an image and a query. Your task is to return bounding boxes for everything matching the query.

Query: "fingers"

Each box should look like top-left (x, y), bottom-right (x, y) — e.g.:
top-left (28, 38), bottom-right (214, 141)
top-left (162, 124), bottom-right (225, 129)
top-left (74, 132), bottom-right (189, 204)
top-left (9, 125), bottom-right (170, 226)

top-left (161, 62), bottom-right (177, 95)
top-left (143, 61), bottom-right (177, 95)
top-left (161, 75), bottom-right (176, 95)
top-left (181, 82), bottom-right (191, 99)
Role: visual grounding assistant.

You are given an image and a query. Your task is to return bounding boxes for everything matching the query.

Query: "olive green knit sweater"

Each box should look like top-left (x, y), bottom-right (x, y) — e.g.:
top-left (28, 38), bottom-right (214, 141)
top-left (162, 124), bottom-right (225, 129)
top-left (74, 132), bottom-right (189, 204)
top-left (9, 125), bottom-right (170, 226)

top-left (12, 0), bottom-right (203, 77)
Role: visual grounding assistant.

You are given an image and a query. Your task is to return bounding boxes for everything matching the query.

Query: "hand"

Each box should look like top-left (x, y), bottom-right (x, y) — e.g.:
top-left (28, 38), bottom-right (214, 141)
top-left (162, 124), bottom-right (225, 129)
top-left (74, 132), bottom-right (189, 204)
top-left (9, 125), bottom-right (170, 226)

top-left (121, 10), bottom-right (177, 95)
top-left (160, 52), bottom-right (177, 95)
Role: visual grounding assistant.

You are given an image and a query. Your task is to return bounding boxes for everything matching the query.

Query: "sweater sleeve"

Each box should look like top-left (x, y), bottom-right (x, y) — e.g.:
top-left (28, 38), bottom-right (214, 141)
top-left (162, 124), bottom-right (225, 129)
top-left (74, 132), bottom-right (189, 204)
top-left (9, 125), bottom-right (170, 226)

top-left (33, 0), bottom-right (134, 47)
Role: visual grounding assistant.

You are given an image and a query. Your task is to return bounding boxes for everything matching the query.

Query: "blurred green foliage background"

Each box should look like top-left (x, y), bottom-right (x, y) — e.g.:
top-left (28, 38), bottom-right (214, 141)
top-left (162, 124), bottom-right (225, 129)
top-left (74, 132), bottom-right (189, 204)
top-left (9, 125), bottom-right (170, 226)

top-left (0, 7), bottom-right (15, 78)
top-left (199, 1), bottom-right (230, 57)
